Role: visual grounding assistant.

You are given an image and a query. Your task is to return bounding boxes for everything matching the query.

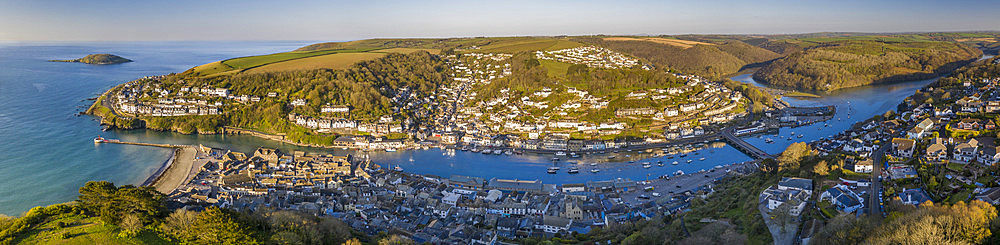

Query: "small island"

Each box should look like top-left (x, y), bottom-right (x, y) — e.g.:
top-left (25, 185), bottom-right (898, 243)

top-left (50, 54), bottom-right (132, 65)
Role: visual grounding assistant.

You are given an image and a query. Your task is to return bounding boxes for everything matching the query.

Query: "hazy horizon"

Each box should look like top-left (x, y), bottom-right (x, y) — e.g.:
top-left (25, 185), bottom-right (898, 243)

top-left (1, 0), bottom-right (998, 41)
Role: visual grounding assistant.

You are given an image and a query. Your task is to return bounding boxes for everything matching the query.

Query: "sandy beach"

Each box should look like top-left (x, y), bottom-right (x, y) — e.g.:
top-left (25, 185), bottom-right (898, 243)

top-left (150, 146), bottom-right (199, 194)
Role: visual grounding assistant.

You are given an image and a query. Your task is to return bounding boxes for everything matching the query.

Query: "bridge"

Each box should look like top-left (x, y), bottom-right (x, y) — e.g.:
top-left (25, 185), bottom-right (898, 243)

top-left (720, 129), bottom-right (772, 159)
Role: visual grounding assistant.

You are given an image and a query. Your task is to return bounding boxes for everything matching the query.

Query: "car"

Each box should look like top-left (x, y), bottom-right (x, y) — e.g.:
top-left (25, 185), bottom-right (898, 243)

top-left (652, 192), bottom-right (661, 197)
top-left (638, 195), bottom-right (650, 199)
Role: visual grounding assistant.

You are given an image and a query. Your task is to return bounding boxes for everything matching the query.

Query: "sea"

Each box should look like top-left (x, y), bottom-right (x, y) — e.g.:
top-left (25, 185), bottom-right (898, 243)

top-left (0, 41), bottom-right (941, 215)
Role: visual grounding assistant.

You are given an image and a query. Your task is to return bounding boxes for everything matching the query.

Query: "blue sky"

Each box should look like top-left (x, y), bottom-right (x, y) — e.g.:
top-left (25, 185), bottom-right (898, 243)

top-left (0, 0), bottom-right (997, 41)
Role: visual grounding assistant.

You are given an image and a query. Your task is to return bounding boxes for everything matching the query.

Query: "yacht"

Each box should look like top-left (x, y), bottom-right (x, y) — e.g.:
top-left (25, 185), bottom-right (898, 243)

top-left (591, 169), bottom-right (600, 173)
top-left (568, 167), bottom-right (580, 174)
top-left (547, 167), bottom-right (558, 174)
top-left (481, 149), bottom-right (491, 154)
top-left (699, 157), bottom-right (706, 161)
top-left (672, 161), bottom-right (679, 165)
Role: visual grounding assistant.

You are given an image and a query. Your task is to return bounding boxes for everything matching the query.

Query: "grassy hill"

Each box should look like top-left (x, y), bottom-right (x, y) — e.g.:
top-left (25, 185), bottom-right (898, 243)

top-left (753, 39), bottom-right (982, 91)
top-left (15, 214), bottom-right (170, 245)
top-left (50, 54), bottom-right (132, 65)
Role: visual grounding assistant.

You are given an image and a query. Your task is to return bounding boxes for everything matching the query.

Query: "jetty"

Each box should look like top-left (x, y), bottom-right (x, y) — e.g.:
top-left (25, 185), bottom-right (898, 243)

top-left (721, 129), bottom-right (772, 159)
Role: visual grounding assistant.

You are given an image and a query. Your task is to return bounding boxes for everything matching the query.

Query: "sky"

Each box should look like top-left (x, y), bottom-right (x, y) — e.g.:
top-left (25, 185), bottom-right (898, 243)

top-left (0, 0), bottom-right (997, 41)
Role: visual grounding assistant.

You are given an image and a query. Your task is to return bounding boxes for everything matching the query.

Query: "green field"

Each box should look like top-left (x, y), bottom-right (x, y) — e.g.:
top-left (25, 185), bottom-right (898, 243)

top-left (539, 59), bottom-right (573, 78)
top-left (16, 214), bottom-right (170, 245)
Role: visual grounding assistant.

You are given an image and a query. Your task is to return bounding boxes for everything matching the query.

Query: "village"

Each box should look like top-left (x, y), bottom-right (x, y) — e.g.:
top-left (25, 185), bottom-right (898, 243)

top-left (755, 76), bottom-right (1000, 244)
top-left (158, 143), bottom-right (759, 244)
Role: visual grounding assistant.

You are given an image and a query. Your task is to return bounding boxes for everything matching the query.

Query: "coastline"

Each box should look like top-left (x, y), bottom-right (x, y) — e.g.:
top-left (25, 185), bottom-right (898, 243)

top-left (150, 146), bottom-right (198, 195)
top-left (141, 148), bottom-right (177, 187)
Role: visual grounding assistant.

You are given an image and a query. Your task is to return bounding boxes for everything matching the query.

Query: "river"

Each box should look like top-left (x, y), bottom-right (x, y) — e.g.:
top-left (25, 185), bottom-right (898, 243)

top-left (0, 42), bottom-right (936, 215)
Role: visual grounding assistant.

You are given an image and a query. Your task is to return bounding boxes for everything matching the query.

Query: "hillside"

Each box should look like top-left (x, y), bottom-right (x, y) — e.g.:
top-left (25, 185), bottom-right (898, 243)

top-left (753, 39), bottom-right (981, 91)
top-left (50, 54), bottom-right (132, 65)
top-left (575, 36), bottom-right (782, 77)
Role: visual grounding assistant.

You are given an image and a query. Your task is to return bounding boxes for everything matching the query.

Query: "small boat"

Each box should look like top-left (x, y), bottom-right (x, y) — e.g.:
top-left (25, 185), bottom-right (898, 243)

top-left (608, 155), bottom-right (616, 159)
top-left (790, 132), bottom-right (795, 135)
top-left (481, 149), bottom-right (491, 154)
top-left (504, 150), bottom-right (513, 155)
top-left (590, 163), bottom-right (597, 166)
top-left (493, 150), bottom-right (502, 155)
top-left (686, 160), bottom-right (693, 163)
top-left (461, 147), bottom-right (469, 151)
top-left (679, 154), bottom-right (688, 157)
top-left (591, 169), bottom-right (600, 173)
top-left (570, 153), bottom-right (581, 158)
top-left (657, 160), bottom-right (663, 164)
top-left (643, 164), bottom-right (652, 169)
top-left (552, 157), bottom-right (561, 161)
top-left (667, 155), bottom-right (674, 159)
top-left (675, 170), bottom-right (685, 176)
top-left (672, 161), bottom-right (679, 165)
top-left (555, 151), bottom-right (567, 156)
top-left (657, 162), bottom-right (665, 167)
top-left (470, 148), bottom-right (481, 153)
top-left (699, 157), bottom-right (706, 161)
top-left (764, 138), bottom-right (774, 143)
top-left (628, 160), bottom-right (635, 163)
top-left (94, 136), bottom-right (105, 143)
top-left (568, 167), bottom-right (580, 174)
top-left (394, 166), bottom-right (403, 171)
top-left (797, 135), bottom-right (804, 138)
top-left (547, 167), bottom-right (558, 174)
top-left (385, 148), bottom-right (397, 152)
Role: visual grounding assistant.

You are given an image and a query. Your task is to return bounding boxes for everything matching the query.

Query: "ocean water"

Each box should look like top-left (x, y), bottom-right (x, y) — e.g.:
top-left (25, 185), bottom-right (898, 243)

top-left (0, 41), bottom-right (312, 215)
top-left (0, 41), bottom-right (934, 216)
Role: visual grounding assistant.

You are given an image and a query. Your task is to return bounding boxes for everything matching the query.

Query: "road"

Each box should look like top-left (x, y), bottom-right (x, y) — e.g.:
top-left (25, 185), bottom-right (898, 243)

top-left (869, 141), bottom-right (888, 219)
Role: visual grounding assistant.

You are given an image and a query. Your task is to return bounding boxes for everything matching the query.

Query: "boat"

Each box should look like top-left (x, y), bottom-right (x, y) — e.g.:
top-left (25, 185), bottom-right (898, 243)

top-left (679, 154), bottom-right (687, 157)
top-left (504, 150), bottom-right (513, 155)
top-left (608, 155), bottom-right (616, 159)
top-left (493, 150), bottom-right (502, 155)
top-left (394, 166), bottom-right (403, 171)
top-left (667, 155), bottom-right (674, 159)
top-left (675, 170), bottom-right (685, 176)
top-left (672, 161), bottom-right (679, 165)
top-left (547, 167), bottom-right (558, 174)
top-left (94, 136), bottom-right (105, 143)
top-left (461, 146), bottom-right (469, 151)
top-left (552, 157), bottom-right (561, 161)
top-left (790, 132), bottom-right (795, 135)
top-left (590, 163), bottom-right (597, 166)
top-left (470, 148), bottom-right (480, 153)
top-left (699, 157), bottom-right (706, 161)
top-left (568, 167), bottom-right (580, 174)
top-left (686, 159), bottom-right (693, 163)
top-left (555, 151), bottom-right (567, 156)
top-left (797, 134), bottom-right (804, 138)
top-left (764, 138), bottom-right (774, 143)
top-left (591, 169), bottom-right (600, 173)
top-left (657, 162), bottom-right (665, 167)
top-left (481, 149), bottom-right (491, 154)
top-left (694, 152), bottom-right (700, 155)
top-left (385, 148), bottom-right (397, 152)
top-left (643, 164), bottom-right (651, 169)
top-left (570, 153), bottom-right (581, 158)
top-left (657, 160), bottom-right (663, 164)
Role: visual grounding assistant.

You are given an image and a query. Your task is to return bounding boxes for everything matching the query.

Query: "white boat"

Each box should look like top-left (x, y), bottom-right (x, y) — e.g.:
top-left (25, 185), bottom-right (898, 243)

top-left (547, 167), bottom-right (558, 174)
top-left (493, 150), bottom-right (502, 155)
top-left (568, 167), bottom-right (580, 174)
top-left (674, 170), bottom-right (685, 176)
top-left (590, 163), bottom-right (597, 166)
top-left (504, 150), bottom-right (513, 155)
top-left (385, 148), bottom-right (397, 152)
top-left (482, 149), bottom-right (491, 154)
top-left (591, 169), bottom-right (600, 173)
top-left (687, 160), bottom-right (693, 163)
top-left (699, 157), bottom-right (706, 161)
top-left (394, 166), bottom-right (403, 171)
top-left (555, 151), bottom-right (567, 156)
top-left (643, 164), bottom-right (651, 169)
top-left (672, 161), bottom-right (679, 165)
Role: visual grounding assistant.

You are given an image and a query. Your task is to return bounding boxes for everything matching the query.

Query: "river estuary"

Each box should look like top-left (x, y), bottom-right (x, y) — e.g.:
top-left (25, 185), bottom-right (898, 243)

top-left (0, 42), bottom-right (937, 215)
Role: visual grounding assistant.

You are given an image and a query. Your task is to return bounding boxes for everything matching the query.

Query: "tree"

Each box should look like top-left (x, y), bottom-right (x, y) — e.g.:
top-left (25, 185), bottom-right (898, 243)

top-left (813, 160), bottom-right (830, 176)
top-left (378, 235), bottom-right (414, 245)
top-left (119, 213), bottom-right (143, 238)
top-left (777, 142), bottom-right (811, 172)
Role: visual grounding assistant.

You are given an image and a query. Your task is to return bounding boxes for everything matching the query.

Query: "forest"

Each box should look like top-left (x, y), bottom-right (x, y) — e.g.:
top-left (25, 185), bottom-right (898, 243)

top-left (753, 40), bottom-right (982, 91)
top-left (574, 37), bottom-right (782, 78)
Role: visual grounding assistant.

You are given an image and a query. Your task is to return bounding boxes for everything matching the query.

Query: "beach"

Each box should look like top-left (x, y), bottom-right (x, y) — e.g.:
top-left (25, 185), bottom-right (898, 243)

top-left (149, 146), bottom-right (200, 194)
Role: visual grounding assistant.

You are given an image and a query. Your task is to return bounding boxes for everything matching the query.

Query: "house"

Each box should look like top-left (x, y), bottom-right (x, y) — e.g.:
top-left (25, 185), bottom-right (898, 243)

top-left (534, 216), bottom-right (572, 234)
top-left (925, 138), bottom-right (949, 162)
top-left (889, 165), bottom-right (918, 179)
top-left (850, 158), bottom-right (874, 173)
top-left (898, 188), bottom-right (932, 206)
top-left (760, 186), bottom-right (809, 216)
top-left (777, 177), bottom-right (813, 195)
top-left (891, 138), bottom-right (915, 159)
top-left (956, 118), bottom-right (983, 130)
top-left (820, 185), bottom-right (864, 213)
top-left (978, 145), bottom-right (1000, 166)
top-left (953, 138), bottom-right (979, 163)
top-left (487, 178), bottom-right (543, 193)
top-left (975, 187), bottom-right (1000, 205)
top-left (906, 118), bottom-right (935, 139)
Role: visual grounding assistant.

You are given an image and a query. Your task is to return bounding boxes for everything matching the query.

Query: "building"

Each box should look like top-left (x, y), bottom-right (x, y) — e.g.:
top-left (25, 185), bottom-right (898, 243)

top-left (898, 188), bottom-right (932, 206)
top-left (891, 138), bottom-right (915, 159)
top-left (953, 138), bottom-right (979, 163)
top-left (777, 177), bottom-right (813, 195)
top-left (820, 185), bottom-right (864, 213)
top-left (925, 138), bottom-right (949, 162)
top-left (487, 178), bottom-right (543, 193)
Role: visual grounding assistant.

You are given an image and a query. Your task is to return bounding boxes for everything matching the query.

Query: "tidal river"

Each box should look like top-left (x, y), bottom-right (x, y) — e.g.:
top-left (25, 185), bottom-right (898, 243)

top-left (0, 42), bottom-right (933, 215)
